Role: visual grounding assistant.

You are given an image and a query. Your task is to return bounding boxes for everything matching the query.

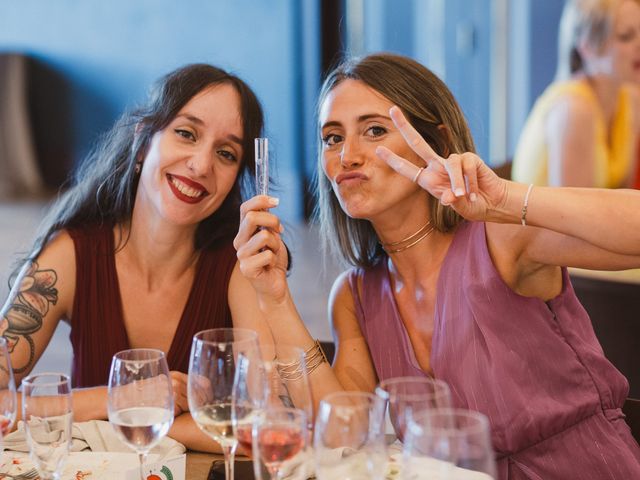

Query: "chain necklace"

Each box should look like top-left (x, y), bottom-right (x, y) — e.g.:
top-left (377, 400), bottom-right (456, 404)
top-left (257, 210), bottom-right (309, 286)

top-left (380, 220), bottom-right (435, 254)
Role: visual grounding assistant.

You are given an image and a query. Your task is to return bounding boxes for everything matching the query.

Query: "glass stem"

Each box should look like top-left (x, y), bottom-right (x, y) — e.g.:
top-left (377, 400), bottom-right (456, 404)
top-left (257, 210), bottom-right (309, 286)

top-left (222, 442), bottom-right (237, 480)
top-left (138, 451), bottom-right (146, 480)
top-left (267, 463), bottom-right (281, 480)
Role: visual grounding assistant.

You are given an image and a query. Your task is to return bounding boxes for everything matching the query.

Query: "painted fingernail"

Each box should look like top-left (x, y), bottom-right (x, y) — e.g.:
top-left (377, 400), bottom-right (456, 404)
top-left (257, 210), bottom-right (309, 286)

top-left (268, 197), bottom-right (280, 206)
top-left (454, 188), bottom-right (464, 197)
top-left (470, 192), bottom-right (477, 202)
top-left (375, 146), bottom-right (388, 158)
top-left (279, 224), bottom-right (284, 233)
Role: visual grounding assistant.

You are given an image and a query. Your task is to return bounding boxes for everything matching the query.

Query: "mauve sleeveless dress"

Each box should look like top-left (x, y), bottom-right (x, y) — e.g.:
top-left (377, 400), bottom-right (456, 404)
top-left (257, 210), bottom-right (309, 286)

top-left (348, 220), bottom-right (640, 479)
top-left (68, 223), bottom-right (236, 388)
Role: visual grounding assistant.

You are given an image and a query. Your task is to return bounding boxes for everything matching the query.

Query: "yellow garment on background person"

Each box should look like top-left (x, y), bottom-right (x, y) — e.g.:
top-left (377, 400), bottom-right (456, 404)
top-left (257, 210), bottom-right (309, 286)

top-left (513, 80), bottom-right (634, 187)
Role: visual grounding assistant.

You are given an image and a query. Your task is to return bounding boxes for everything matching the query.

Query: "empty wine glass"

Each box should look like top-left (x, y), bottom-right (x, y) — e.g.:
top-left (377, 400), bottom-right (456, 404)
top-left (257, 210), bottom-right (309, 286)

top-left (402, 408), bottom-right (496, 479)
top-left (253, 407), bottom-right (307, 480)
top-left (188, 328), bottom-right (259, 480)
top-left (22, 373), bottom-right (73, 480)
top-left (314, 391), bottom-right (387, 480)
top-left (376, 376), bottom-right (451, 443)
top-left (0, 337), bottom-right (17, 439)
top-left (108, 349), bottom-right (174, 480)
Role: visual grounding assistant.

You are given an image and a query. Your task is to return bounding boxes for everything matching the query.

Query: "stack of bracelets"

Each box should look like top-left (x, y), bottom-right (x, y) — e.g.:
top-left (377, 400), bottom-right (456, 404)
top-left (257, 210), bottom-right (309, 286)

top-left (277, 340), bottom-right (328, 380)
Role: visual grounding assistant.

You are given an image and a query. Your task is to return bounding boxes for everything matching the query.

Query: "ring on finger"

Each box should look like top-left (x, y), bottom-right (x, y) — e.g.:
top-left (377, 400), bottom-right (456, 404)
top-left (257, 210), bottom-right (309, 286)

top-left (412, 166), bottom-right (425, 183)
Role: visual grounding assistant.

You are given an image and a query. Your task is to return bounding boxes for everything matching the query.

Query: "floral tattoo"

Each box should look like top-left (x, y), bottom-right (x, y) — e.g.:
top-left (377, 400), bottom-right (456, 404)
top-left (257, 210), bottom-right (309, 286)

top-left (0, 261), bottom-right (58, 373)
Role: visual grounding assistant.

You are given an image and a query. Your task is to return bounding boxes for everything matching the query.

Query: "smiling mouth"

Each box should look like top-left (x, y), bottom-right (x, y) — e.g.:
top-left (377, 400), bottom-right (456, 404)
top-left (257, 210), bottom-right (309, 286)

top-left (167, 174), bottom-right (209, 203)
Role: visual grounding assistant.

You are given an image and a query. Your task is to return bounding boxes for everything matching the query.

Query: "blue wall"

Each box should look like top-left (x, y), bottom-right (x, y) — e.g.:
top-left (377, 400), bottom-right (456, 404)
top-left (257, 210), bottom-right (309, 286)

top-left (0, 0), bottom-right (320, 222)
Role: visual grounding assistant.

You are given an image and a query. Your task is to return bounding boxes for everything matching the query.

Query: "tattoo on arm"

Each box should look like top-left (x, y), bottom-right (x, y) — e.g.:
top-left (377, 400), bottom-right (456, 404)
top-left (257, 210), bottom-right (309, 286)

top-left (0, 261), bottom-right (58, 374)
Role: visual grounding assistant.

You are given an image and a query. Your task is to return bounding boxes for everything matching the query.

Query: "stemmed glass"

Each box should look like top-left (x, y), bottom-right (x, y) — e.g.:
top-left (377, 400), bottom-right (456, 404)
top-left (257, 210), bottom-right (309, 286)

top-left (314, 391), bottom-right (387, 480)
top-left (0, 337), bottom-right (17, 439)
top-left (188, 328), bottom-right (259, 480)
top-left (402, 408), bottom-right (496, 479)
top-left (22, 373), bottom-right (72, 480)
top-left (253, 407), bottom-right (308, 480)
top-left (108, 349), bottom-right (174, 480)
top-left (233, 344), bottom-right (313, 480)
top-left (376, 376), bottom-right (452, 443)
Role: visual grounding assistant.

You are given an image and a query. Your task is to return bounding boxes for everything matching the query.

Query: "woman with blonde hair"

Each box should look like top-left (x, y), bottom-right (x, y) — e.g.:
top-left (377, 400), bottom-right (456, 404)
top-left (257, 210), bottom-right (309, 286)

top-left (513, 0), bottom-right (640, 187)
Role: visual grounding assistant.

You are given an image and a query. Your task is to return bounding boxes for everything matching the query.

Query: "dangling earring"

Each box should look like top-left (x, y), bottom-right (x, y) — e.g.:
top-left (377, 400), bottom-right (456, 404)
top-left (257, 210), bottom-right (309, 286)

top-left (135, 162), bottom-right (142, 175)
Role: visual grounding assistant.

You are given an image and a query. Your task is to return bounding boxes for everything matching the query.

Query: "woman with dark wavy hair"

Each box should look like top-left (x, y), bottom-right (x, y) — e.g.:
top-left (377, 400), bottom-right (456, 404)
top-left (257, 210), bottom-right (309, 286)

top-left (0, 63), bottom-right (273, 451)
top-left (236, 53), bottom-right (640, 478)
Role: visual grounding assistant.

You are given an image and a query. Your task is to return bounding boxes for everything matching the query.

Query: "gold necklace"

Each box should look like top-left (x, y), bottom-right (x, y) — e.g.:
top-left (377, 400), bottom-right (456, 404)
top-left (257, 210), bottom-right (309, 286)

top-left (380, 220), bottom-right (435, 254)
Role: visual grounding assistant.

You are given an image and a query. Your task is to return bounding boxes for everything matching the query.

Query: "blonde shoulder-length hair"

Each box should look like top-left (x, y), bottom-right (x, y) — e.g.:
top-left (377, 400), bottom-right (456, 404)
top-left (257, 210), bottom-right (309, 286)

top-left (314, 53), bottom-right (476, 268)
top-left (556, 0), bottom-right (636, 80)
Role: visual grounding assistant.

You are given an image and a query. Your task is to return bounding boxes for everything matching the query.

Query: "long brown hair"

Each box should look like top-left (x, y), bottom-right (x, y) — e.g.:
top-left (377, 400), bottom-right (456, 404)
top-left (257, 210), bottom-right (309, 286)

top-left (315, 53), bottom-right (475, 268)
top-left (26, 63), bottom-right (264, 262)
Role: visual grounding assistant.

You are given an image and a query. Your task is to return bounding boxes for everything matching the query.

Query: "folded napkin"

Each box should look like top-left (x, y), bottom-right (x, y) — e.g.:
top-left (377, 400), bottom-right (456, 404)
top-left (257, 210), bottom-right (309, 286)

top-left (3, 418), bottom-right (185, 460)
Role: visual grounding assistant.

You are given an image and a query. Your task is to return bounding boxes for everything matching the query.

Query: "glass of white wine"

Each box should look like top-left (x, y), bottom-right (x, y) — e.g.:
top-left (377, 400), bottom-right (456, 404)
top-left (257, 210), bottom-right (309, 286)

top-left (108, 349), bottom-right (174, 480)
top-left (188, 328), bottom-right (259, 480)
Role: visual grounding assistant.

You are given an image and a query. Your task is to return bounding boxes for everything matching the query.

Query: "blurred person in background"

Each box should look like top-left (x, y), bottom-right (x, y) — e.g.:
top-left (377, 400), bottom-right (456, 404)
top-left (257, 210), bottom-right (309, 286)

top-left (513, 0), bottom-right (640, 187)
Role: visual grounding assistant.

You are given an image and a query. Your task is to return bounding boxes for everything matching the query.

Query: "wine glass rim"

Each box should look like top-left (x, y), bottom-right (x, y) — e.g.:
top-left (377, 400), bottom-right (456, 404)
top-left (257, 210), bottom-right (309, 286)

top-left (22, 372), bottom-right (71, 387)
top-left (193, 327), bottom-right (258, 344)
top-left (376, 376), bottom-right (451, 400)
top-left (261, 405), bottom-right (307, 417)
top-left (321, 390), bottom-right (380, 406)
top-left (112, 348), bottom-right (166, 362)
top-left (408, 408), bottom-right (490, 436)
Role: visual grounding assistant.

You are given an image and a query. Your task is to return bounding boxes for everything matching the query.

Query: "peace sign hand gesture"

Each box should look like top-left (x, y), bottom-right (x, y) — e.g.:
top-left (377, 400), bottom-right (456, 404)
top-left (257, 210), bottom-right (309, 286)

top-left (376, 106), bottom-right (508, 222)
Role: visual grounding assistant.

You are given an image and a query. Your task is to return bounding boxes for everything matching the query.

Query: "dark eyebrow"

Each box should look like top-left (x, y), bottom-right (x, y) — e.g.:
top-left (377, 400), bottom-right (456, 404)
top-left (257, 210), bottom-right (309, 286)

top-left (176, 114), bottom-right (243, 146)
top-left (321, 113), bottom-right (391, 130)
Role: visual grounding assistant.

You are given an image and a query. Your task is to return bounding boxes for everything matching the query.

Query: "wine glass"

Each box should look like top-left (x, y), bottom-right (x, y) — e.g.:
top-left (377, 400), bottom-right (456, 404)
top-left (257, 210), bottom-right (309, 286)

top-left (233, 344), bottom-right (313, 480)
top-left (376, 376), bottom-right (452, 442)
top-left (107, 349), bottom-right (174, 480)
top-left (188, 328), bottom-right (259, 480)
top-left (314, 391), bottom-right (387, 480)
top-left (22, 373), bottom-right (72, 480)
top-left (0, 337), bottom-right (17, 439)
top-left (253, 407), bottom-right (307, 480)
top-left (402, 408), bottom-right (496, 479)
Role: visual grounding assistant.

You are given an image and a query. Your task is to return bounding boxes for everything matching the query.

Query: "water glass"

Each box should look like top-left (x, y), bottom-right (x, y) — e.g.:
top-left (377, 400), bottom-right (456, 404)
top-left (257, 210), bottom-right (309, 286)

top-left (22, 373), bottom-right (72, 480)
top-left (376, 376), bottom-right (451, 442)
top-left (108, 349), bottom-right (174, 480)
top-left (314, 391), bottom-right (387, 480)
top-left (402, 408), bottom-right (496, 479)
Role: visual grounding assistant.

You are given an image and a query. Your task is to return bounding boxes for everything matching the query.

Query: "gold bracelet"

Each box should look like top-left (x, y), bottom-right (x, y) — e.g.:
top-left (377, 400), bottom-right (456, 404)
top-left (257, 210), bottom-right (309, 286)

top-left (521, 183), bottom-right (534, 226)
top-left (277, 340), bottom-right (328, 380)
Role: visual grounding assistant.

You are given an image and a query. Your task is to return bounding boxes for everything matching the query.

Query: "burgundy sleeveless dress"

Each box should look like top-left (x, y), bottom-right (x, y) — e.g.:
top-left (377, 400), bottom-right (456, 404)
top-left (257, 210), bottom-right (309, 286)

top-left (348, 221), bottom-right (640, 479)
top-left (68, 223), bottom-right (236, 388)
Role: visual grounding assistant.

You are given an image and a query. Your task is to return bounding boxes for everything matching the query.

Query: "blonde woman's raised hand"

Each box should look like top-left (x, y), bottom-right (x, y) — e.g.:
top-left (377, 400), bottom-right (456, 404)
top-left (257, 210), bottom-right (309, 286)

top-left (234, 195), bottom-right (289, 303)
top-left (376, 106), bottom-right (508, 222)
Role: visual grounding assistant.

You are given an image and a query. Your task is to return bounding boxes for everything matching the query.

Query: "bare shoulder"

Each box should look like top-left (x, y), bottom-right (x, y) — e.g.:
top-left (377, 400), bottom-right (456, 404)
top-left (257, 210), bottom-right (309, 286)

top-left (0, 229), bottom-right (76, 378)
top-left (328, 269), bottom-right (377, 391)
top-left (547, 92), bottom-right (597, 132)
top-left (328, 269), bottom-right (360, 335)
top-left (25, 230), bottom-right (76, 317)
